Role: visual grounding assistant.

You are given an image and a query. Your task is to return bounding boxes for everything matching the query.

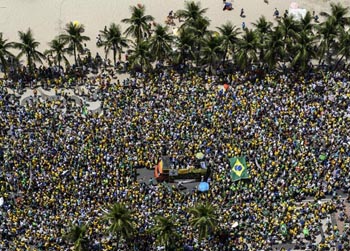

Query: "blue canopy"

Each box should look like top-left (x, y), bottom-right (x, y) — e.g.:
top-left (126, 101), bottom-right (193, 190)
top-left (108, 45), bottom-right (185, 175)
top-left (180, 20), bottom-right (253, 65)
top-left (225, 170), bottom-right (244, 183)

top-left (198, 182), bottom-right (209, 192)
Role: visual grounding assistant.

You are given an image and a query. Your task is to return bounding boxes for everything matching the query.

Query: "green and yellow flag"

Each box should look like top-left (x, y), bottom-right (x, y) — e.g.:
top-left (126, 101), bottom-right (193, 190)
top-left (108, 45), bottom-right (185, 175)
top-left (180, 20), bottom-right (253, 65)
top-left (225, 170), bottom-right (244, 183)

top-left (229, 157), bottom-right (249, 181)
top-left (82, 106), bottom-right (88, 116)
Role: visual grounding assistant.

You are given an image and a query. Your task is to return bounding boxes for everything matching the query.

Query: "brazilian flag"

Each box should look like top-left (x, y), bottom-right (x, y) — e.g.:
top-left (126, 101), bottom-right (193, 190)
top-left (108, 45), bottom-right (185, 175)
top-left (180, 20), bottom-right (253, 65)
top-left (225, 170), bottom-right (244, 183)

top-left (229, 157), bottom-right (249, 181)
top-left (82, 106), bottom-right (88, 116)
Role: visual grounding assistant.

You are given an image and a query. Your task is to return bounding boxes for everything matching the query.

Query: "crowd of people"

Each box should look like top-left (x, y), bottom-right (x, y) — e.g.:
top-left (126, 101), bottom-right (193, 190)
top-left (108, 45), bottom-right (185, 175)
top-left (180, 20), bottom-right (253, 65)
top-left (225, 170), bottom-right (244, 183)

top-left (1, 64), bottom-right (350, 250)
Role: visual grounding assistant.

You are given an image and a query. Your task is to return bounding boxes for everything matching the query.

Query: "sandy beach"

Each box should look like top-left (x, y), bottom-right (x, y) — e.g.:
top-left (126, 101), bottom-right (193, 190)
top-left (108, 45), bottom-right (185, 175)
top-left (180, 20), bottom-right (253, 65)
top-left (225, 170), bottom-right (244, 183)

top-left (1, 0), bottom-right (349, 55)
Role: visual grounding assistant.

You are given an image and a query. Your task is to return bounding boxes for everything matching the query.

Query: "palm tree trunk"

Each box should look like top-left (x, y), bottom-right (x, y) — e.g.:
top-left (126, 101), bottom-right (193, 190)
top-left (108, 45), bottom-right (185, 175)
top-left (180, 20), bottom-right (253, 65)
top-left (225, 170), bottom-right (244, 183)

top-left (0, 57), bottom-right (7, 77)
top-left (325, 42), bottom-right (333, 67)
top-left (222, 48), bottom-right (227, 67)
top-left (334, 54), bottom-right (345, 70)
top-left (195, 45), bottom-right (201, 68)
top-left (180, 49), bottom-right (185, 65)
top-left (58, 54), bottom-right (61, 68)
top-left (103, 46), bottom-right (108, 61)
top-left (27, 52), bottom-right (33, 73)
top-left (318, 43), bottom-right (326, 66)
top-left (113, 46), bottom-right (117, 65)
top-left (116, 232), bottom-right (120, 251)
top-left (209, 61), bottom-right (213, 75)
top-left (231, 48), bottom-right (236, 64)
top-left (317, 55), bottom-right (323, 66)
top-left (73, 43), bottom-right (77, 66)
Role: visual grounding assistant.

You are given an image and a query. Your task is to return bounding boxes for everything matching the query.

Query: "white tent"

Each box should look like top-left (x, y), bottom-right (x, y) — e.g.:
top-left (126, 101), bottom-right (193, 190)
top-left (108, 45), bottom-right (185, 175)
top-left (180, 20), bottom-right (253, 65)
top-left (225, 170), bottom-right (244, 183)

top-left (289, 8), bottom-right (307, 21)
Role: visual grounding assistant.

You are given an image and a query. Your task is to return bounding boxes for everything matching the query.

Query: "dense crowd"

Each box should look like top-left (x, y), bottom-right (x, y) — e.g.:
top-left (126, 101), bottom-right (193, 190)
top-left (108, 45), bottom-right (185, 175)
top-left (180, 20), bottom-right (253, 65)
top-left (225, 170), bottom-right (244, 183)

top-left (1, 67), bottom-right (350, 250)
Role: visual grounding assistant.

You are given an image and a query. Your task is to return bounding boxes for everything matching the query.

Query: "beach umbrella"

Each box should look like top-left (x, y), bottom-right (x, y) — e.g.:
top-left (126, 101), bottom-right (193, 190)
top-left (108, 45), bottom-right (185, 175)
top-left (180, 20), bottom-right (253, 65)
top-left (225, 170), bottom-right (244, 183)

top-left (195, 152), bottom-right (204, 160)
top-left (198, 181), bottom-right (209, 192)
top-left (73, 20), bottom-right (80, 27)
top-left (290, 2), bottom-right (299, 9)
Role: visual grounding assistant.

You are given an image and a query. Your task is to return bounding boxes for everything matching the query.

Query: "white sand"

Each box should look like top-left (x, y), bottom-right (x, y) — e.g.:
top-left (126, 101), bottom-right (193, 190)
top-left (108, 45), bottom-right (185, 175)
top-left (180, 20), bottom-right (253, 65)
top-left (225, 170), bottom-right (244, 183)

top-left (0, 0), bottom-right (349, 55)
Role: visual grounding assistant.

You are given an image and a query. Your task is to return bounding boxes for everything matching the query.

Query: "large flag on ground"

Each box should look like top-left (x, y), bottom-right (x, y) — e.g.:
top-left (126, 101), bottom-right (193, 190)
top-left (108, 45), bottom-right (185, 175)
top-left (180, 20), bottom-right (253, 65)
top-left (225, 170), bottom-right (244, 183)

top-left (229, 156), bottom-right (249, 181)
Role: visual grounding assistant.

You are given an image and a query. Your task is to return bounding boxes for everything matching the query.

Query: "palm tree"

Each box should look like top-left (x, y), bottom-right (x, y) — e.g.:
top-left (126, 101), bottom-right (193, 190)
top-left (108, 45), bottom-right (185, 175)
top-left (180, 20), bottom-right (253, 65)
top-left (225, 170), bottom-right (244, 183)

top-left (14, 29), bottom-right (45, 72)
top-left (128, 40), bottom-right (152, 72)
top-left (0, 33), bottom-right (15, 77)
top-left (252, 16), bottom-right (273, 34)
top-left (263, 28), bottom-right (287, 71)
top-left (122, 5), bottom-right (154, 45)
top-left (44, 37), bottom-right (69, 67)
top-left (316, 17), bottom-right (338, 66)
top-left (252, 16), bottom-right (273, 63)
top-left (299, 11), bottom-right (314, 32)
top-left (317, 3), bottom-right (350, 67)
top-left (149, 24), bottom-right (174, 63)
top-left (290, 30), bottom-right (316, 72)
top-left (201, 34), bottom-right (223, 74)
top-left (216, 22), bottom-right (240, 66)
top-left (275, 15), bottom-right (300, 67)
top-left (189, 203), bottom-right (217, 240)
top-left (98, 23), bottom-right (129, 65)
top-left (176, 1), bottom-right (208, 28)
top-left (59, 22), bottom-right (90, 66)
top-left (172, 28), bottom-right (196, 66)
top-left (64, 224), bottom-right (89, 251)
top-left (236, 28), bottom-right (259, 70)
top-left (186, 16), bottom-right (211, 66)
top-left (286, 12), bottom-right (317, 72)
top-left (151, 215), bottom-right (179, 251)
top-left (176, 1), bottom-right (210, 66)
top-left (276, 15), bottom-right (300, 42)
top-left (320, 2), bottom-right (350, 29)
top-left (103, 203), bottom-right (135, 250)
